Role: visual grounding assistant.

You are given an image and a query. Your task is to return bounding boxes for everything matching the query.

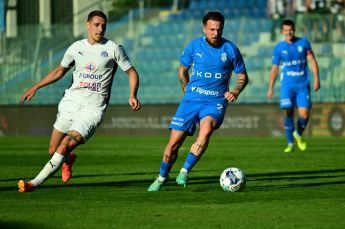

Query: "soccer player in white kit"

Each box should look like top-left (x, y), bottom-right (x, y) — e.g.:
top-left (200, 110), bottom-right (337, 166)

top-left (18, 10), bottom-right (141, 192)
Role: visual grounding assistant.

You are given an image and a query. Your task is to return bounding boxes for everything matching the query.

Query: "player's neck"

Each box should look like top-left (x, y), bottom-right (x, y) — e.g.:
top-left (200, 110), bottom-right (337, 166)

top-left (87, 37), bottom-right (104, 45)
top-left (285, 36), bottom-right (296, 44)
top-left (205, 37), bottom-right (222, 48)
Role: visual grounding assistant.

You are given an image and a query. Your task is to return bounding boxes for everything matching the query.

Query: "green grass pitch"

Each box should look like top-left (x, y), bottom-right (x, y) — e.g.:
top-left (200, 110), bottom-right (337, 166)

top-left (0, 135), bottom-right (345, 228)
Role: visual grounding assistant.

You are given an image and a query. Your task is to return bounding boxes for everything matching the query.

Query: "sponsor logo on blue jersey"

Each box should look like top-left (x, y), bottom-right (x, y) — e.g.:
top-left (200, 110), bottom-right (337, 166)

top-left (192, 69), bottom-right (228, 79)
top-left (191, 87), bottom-right (220, 96)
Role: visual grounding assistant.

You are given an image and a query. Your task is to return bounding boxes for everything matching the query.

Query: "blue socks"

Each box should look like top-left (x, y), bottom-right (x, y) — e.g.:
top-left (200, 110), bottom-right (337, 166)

top-left (159, 161), bottom-right (173, 179)
top-left (159, 153), bottom-right (200, 180)
top-left (284, 117), bottom-right (294, 144)
top-left (297, 117), bottom-right (308, 136)
top-left (182, 153), bottom-right (199, 173)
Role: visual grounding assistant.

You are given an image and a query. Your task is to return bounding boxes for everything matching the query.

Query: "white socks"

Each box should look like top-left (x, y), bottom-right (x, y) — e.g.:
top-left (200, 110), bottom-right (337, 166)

top-left (30, 153), bottom-right (64, 186)
top-left (158, 175), bottom-right (166, 182)
top-left (180, 168), bottom-right (188, 174)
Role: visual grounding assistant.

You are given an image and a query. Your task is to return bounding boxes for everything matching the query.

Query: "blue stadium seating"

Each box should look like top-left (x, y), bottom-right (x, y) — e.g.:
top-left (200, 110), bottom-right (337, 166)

top-left (1, 0), bottom-right (344, 105)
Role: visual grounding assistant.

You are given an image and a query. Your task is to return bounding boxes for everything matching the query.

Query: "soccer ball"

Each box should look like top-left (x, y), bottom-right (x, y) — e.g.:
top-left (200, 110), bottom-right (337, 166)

top-left (219, 167), bottom-right (246, 192)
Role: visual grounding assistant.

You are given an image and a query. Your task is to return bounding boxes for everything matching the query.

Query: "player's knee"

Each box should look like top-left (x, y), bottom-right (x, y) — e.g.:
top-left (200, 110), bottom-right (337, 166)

top-left (67, 130), bottom-right (84, 144)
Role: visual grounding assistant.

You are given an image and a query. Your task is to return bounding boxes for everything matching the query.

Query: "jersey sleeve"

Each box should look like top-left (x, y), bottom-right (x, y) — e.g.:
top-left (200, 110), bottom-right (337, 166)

top-left (61, 44), bottom-right (76, 68)
top-left (303, 38), bottom-right (313, 55)
top-left (114, 45), bottom-right (132, 72)
top-left (232, 46), bottom-right (246, 74)
top-left (180, 42), bottom-right (193, 68)
top-left (271, 45), bottom-right (280, 65)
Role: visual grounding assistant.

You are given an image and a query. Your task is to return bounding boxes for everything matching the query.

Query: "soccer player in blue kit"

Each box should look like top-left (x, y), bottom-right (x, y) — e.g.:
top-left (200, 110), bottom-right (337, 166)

top-left (148, 11), bottom-right (249, 192)
top-left (267, 19), bottom-right (320, 153)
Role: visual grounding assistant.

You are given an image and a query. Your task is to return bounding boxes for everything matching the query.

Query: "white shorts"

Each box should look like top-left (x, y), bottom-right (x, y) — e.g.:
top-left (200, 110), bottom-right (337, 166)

top-left (53, 96), bottom-right (104, 142)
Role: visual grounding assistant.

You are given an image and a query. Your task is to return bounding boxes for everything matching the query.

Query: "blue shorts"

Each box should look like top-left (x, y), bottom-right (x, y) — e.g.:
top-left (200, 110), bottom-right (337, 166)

top-left (169, 100), bottom-right (227, 136)
top-left (280, 84), bottom-right (311, 109)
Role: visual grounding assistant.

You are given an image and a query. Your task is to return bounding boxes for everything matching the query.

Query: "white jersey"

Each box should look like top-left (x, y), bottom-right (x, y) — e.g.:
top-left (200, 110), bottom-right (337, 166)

top-left (60, 38), bottom-right (132, 108)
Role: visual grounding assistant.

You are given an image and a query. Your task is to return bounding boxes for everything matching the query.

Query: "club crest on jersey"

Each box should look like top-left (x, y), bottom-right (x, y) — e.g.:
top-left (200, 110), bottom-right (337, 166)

top-left (298, 46), bottom-right (303, 53)
top-left (85, 62), bottom-right (96, 73)
top-left (221, 53), bottom-right (227, 62)
top-left (101, 51), bottom-right (108, 57)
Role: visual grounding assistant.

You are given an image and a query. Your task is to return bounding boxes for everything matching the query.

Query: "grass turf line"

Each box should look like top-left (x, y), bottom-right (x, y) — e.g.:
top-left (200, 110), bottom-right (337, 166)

top-left (0, 136), bottom-right (345, 228)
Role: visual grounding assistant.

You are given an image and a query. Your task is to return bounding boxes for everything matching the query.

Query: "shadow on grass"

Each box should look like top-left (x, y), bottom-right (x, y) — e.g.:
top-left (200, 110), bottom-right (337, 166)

top-left (1, 168), bottom-right (344, 192)
top-left (0, 221), bottom-right (48, 229)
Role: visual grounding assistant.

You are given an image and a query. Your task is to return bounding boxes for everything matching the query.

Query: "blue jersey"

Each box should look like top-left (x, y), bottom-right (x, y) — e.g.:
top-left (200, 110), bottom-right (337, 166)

top-left (180, 37), bottom-right (246, 103)
top-left (272, 37), bottom-right (312, 86)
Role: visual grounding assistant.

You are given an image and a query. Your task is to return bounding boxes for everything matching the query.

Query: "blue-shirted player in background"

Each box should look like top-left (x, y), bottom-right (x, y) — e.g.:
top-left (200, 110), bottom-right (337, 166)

top-left (148, 11), bottom-right (249, 192)
top-left (267, 19), bottom-right (320, 153)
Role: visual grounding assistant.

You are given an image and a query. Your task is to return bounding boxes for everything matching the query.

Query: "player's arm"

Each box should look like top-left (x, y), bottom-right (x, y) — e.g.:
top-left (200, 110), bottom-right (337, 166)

top-left (225, 71), bottom-right (249, 102)
top-left (307, 50), bottom-right (320, 92)
top-left (126, 66), bottom-right (141, 111)
top-left (178, 64), bottom-right (190, 94)
top-left (267, 64), bottom-right (279, 99)
top-left (20, 65), bottom-right (70, 104)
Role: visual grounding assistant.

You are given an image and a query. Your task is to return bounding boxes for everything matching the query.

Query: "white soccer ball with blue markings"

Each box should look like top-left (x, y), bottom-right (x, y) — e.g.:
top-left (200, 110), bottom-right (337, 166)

top-left (220, 167), bottom-right (246, 192)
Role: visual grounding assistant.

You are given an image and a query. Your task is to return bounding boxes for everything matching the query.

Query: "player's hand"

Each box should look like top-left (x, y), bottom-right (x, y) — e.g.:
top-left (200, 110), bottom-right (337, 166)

top-left (129, 96), bottom-right (141, 111)
top-left (267, 89), bottom-right (274, 99)
top-left (224, 91), bottom-right (238, 102)
top-left (20, 87), bottom-right (36, 104)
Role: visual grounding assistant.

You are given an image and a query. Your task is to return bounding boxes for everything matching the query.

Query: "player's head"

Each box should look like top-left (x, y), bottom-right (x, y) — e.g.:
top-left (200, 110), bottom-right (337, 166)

top-left (202, 11), bottom-right (224, 47)
top-left (86, 10), bottom-right (107, 44)
top-left (281, 19), bottom-right (295, 42)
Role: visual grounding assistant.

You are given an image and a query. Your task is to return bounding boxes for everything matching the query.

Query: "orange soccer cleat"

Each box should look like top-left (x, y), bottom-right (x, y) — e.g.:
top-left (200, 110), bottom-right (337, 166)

top-left (61, 152), bottom-right (77, 183)
top-left (18, 180), bottom-right (34, 192)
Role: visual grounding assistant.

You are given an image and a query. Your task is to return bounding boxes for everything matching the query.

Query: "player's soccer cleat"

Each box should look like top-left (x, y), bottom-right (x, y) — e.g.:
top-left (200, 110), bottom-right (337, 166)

top-left (293, 131), bottom-right (307, 151)
top-left (176, 171), bottom-right (188, 187)
top-left (284, 144), bottom-right (294, 153)
top-left (62, 152), bottom-right (77, 183)
top-left (147, 178), bottom-right (166, 192)
top-left (18, 180), bottom-right (34, 192)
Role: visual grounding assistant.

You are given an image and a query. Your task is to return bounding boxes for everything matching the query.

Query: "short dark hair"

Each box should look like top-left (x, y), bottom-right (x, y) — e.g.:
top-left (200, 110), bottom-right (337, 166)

top-left (281, 19), bottom-right (295, 30)
top-left (87, 10), bottom-right (107, 22)
top-left (203, 11), bottom-right (225, 25)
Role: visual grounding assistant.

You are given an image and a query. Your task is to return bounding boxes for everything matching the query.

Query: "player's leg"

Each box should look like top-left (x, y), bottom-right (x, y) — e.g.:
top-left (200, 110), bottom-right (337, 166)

top-left (60, 131), bottom-right (83, 182)
top-left (148, 101), bottom-right (197, 192)
top-left (18, 130), bottom-right (83, 192)
top-left (51, 98), bottom-right (81, 182)
top-left (283, 108), bottom-right (295, 153)
top-left (48, 128), bottom-right (66, 155)
top-left (48, 128), bottom-right (77, 183)
top-left (293, 107), bottom-right (309, 151)
top-left (176, 116), bottom-right (217, 186)
top-left (296, 107), bottom-right (309, 135)
top-left (148, 130), bottom-right (187, 192)
top-left (293, 86), bottom-right (311, 151)
top-left (280, 85), bottom-right (296, 153)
